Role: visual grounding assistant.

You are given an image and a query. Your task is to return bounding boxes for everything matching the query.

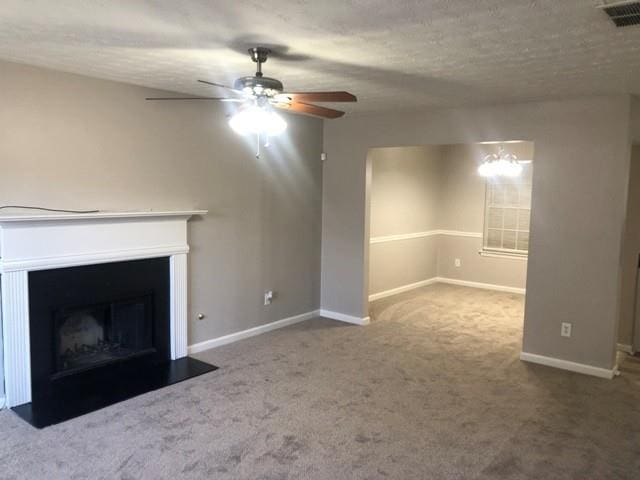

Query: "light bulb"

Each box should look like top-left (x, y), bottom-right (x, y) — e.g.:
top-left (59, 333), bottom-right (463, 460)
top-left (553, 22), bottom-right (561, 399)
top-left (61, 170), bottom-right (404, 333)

top-left (263, 111), bottom-right (287, 136)
top-left (496, 159), bottom-right (510, 176)
top-left (229, 106), bottom-right (287, 137)
top-left (497, 159), bottom-right (522, 177)
top-left (478, 161), bottom-right (497, 177)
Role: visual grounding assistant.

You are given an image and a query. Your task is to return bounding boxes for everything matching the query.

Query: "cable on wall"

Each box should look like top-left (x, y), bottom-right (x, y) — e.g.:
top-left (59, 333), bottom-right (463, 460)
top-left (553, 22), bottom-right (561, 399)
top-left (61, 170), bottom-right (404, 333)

top-left (0, 205), bottom-right (99, 214)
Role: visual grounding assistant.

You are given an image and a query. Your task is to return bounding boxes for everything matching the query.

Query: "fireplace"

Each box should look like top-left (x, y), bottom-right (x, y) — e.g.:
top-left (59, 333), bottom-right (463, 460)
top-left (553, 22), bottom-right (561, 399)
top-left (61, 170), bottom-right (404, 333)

top-left (28, 258), bottom-right (170, 402)
top-left (0, 210), bottom-right (217, 428)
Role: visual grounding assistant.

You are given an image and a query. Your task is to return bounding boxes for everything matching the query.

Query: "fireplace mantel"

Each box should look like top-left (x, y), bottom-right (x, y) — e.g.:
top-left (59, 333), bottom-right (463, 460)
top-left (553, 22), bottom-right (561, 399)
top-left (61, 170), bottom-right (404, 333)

top-left (0, 210), bottom-right (206, 273)
top-left (0, 209), bottom-right (206, 407)
top-left (0, 209), bottom-right (207, 224)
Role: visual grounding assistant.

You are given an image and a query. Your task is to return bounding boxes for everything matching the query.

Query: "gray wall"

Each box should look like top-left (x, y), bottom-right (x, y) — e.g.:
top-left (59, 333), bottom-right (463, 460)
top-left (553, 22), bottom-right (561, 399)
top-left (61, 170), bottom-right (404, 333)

top-left (322, 96), bottom-right (632, 370)
top-left (369, 146), bottom-right (440, 294)
top-left (437, 236), bottom-right (527, 287)
top-left (436, 143), bottom-right (531, 288)
top-left (0, 60), bottom-right (323, 381)
top-left (437, 144), bottom-right (486, 232)
top-left (369, 146), bottom-right (442, 236)
top-left (618, 146), bottom-right (640, 348)
top-left (631, 96), bottom-right (640, 144)
top-left (368, 143), bottom-right (531, 296)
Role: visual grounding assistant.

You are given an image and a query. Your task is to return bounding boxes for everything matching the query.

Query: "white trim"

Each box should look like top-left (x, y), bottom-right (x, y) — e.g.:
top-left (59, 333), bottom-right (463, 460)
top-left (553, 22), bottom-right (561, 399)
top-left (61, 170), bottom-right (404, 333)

top-left (617, 343), bottom-right (635, 354)
top-left (369, 278), bottom-right (438, 301)
top-left (370, 230), bottom-right (481, 244)
top-left (520, 352), bottom-right (617, 379)
top-left (437, 230), bottom-right (482, 238)
top-left (170, 254), bottom-right (189, 359)
top-left (478, 249), bottom-right (528, 260)
top-left (188, 310), bottom-right (320, 354)
top-left (1, 245), bottom-right (190, 273)
top-left (435, 277), bottom-right (526, 295)
top-left (319, 309), bottom-right (371, 325)
top-left (1, 271), bottom-right (31, 407)
top-left (370, 231), bottom-right (439, 244)
top-left (0, 209), bottom-right (207, 223)
top-left (368, 277), bottom-right (525, 302)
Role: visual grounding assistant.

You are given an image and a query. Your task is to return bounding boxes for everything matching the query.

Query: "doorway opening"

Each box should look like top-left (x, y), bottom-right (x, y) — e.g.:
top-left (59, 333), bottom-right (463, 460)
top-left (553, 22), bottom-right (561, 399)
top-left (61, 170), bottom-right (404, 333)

top-left (366, 141), bottom-right (534, 323)
top-left (618, 145), bottom-right (640, 355)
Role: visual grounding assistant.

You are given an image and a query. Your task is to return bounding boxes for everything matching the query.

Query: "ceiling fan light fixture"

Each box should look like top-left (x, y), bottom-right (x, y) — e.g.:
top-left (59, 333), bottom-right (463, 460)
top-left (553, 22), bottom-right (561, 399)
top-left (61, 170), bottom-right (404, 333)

top-left (228, 106), bottom-right (287, 137)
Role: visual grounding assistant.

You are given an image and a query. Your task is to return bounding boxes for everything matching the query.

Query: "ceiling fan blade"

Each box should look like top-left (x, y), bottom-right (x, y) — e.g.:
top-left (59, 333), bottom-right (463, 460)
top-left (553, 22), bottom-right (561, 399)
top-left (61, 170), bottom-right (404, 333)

top-left (276, 91), bottom-right (357, 103)
top-left (273, 101), bottom-right (345, 119)
top-left (145, 97), bottom-right (244, 102)
top-left (197, 79), bottom-right (244, 95)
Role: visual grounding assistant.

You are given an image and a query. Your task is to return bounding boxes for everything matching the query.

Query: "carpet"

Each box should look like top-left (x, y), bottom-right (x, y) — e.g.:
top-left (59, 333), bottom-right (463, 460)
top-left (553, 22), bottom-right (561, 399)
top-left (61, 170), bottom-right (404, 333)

top-left (0, 283), bottom-right (638, 479)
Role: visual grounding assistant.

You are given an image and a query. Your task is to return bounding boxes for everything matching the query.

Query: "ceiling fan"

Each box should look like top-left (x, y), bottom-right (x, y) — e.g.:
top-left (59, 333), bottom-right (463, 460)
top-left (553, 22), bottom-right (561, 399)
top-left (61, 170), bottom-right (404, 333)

top-left (146, 47), bottom-right (357, 156)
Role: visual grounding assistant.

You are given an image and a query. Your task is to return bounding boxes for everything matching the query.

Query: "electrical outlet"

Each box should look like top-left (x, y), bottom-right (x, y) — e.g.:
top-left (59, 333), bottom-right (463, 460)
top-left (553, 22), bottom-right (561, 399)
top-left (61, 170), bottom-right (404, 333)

top-left (561, 322), bottom-right (572, 337)
top-left (264, 290), bottom-right (274, 306)
top-left (454, 258), bottom-right (461, 268)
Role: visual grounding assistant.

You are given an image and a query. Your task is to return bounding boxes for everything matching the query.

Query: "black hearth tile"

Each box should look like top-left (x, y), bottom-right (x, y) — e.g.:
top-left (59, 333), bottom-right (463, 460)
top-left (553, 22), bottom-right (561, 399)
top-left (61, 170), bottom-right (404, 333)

top-left (12, 357), bottom-right (218, 429)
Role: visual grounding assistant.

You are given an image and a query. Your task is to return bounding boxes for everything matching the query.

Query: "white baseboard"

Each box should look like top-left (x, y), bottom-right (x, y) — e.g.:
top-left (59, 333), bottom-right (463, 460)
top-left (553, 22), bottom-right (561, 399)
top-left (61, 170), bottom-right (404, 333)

top-left (369, 278), bottom-right (438, 301)
top-left (319, 309), bottom-right (370, 325)
top-left (188, 309), bottom-right (319, 354)
top-left (369, 277), bottom-right (525, 302)
top-left (435, 277), bottom-right (526, 295)
top-left (617, 343), bottom-right (635, 354)
top-left (520, 351), bottom-right (617, 379)
top-left (369, 229), bottom-right (482, 244)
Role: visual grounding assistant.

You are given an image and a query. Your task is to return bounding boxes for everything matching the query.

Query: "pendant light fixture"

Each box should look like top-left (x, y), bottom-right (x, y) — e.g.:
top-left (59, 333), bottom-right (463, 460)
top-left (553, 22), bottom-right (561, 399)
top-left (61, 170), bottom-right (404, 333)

top-left (478, 145), bottom-right (523, 177)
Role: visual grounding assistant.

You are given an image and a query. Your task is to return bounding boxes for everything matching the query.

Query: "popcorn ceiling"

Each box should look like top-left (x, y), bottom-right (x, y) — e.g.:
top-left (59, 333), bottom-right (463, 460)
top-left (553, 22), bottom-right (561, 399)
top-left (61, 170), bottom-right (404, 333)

top-left (1, 0), bottom-right (639, 113)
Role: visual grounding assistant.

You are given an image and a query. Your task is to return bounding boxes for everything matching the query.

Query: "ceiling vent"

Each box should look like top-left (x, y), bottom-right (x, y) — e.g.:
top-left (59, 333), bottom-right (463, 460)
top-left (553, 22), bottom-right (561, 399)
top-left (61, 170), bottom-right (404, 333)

top-left (600, 1), bottom-right (640, 27)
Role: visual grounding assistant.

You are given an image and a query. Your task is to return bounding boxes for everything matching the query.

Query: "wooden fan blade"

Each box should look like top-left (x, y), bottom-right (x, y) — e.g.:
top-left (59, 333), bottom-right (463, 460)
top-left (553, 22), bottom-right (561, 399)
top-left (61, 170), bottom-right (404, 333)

top-left (197, 79), bottom-right (244, 95)
top-left (276, 91), bottom-right (357, 103)
top-left (273, 101), bottom-right (345, 119)
top-left (145, 97), bottom-right (244, 102)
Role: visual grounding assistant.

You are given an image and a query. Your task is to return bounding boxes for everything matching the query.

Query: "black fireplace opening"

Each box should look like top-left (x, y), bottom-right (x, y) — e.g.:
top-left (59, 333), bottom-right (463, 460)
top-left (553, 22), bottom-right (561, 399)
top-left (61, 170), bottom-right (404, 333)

top-left (53, 293), bottom-right (154, 378)
top-left (13, 257), bottom-right (218, 428)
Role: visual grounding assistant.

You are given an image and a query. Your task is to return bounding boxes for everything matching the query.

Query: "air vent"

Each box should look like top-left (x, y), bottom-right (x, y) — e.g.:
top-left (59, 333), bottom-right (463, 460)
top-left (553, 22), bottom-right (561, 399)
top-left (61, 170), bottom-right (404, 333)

top-left (601, 1), bottom-right (640, 27)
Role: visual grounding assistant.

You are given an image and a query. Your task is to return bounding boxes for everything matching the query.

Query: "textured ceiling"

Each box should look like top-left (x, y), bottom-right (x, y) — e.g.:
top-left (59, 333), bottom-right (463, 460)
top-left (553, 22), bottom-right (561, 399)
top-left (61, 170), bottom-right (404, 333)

top-left (1, 0), bottom-right (640, 113)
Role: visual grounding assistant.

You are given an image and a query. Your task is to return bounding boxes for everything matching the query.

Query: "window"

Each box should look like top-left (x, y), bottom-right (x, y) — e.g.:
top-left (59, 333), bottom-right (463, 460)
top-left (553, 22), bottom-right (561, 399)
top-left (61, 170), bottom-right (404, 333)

top-left (483, 164), bottom-right (532, 256)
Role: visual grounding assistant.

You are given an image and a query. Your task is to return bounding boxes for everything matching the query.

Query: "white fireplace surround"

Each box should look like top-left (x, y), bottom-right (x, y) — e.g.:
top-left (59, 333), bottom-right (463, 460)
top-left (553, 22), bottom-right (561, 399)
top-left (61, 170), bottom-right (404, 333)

top-left (0, 210), bottom-right (206, 408)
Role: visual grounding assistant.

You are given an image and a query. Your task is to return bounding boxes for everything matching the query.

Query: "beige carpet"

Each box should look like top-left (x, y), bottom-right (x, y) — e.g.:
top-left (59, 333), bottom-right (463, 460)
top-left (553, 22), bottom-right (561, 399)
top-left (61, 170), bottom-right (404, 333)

top-left (0, 283), bottom-right (639, 479)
